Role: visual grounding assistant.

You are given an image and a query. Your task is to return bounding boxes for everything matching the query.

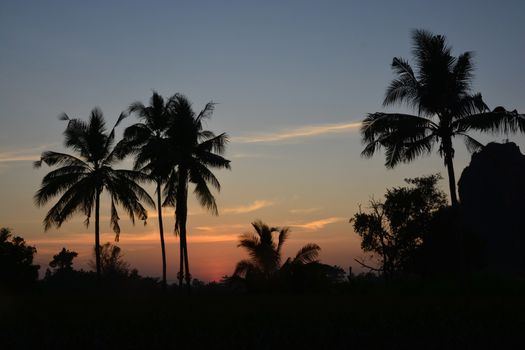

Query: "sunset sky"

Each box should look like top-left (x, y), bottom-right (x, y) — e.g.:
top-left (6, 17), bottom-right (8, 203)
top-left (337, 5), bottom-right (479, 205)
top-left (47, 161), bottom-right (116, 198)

top-left (1, 0), bottom-right (524, 282)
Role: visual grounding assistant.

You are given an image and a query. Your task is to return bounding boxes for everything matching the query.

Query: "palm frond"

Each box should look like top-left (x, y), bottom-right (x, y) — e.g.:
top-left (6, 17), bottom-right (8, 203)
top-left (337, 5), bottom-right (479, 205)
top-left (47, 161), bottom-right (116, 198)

top-left (459, 133), bottom-right (484, 153)
top-left (276, 227), bottom-right (290, 254)
top-left (110, 198), bottom-right (121, 241)
top-left (293, 243), bottom-right (321, 264)
top-left (192, 173), bottom-right (218, 215)
top-left (34, 151), bottom-right (89, 169)
top-left (233, 259), bottom-right (258, 278)
top-left (34, 171), bottom-right (88, 206)
top-left (383, 57), bottom-right (420, 108)
top-left (453, 107), bottom-right (525, 134)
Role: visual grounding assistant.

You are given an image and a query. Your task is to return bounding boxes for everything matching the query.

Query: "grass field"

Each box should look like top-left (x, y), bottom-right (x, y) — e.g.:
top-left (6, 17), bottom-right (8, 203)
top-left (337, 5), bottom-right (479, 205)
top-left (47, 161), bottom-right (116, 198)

top-left (2, 279), bottom-right (525, 349)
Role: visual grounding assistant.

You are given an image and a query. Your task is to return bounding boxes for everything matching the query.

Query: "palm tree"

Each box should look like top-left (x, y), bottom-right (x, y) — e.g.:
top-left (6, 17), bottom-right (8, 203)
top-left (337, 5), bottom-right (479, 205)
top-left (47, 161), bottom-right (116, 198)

top-left (234, 220), bottom-right (320, 281)
top-left (118, 92), bottom-right (172, 289)
top-left (361, 29), bottom-right (525, 206)
top-left (163, 94), bottom-right (231, 288)
top-left (34, 108), bottom-right (155, 279)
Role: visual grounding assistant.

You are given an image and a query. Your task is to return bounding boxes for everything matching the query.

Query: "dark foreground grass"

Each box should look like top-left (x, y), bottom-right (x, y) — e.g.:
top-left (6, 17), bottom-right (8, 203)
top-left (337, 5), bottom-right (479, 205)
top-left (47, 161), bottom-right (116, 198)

top-left (1, 280), bottom-right (525, 349)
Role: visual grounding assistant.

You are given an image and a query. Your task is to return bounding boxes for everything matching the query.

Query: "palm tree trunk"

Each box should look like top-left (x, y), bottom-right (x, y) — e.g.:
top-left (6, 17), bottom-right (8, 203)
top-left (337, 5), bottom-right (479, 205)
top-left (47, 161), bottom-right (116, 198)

top-left (444, 143), bottom-right (464, 271)
top-left (178, 235), bottom-right (184, 288)
top-left (443, 140), bottom-right (459, 207)
top-left (95, 188), bottom-right (101, 280)
top-left (156, 181), bottom-right (167, 290)
top-left (176, 169), bottom-right (189, 289)
top-left (182, 224), bottom-right (191, 290)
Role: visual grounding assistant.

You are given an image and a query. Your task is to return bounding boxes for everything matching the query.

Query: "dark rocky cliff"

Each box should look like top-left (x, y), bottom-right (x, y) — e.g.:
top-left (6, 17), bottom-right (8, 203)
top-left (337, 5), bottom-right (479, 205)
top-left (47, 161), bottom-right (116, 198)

top-left (458, 142), bottom-right (525, 273)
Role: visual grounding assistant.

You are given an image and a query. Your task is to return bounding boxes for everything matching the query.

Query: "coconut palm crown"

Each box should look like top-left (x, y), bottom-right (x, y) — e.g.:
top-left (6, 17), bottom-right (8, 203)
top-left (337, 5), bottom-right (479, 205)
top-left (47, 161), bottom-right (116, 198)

top-left (234, 220), bottom-right (321, 279)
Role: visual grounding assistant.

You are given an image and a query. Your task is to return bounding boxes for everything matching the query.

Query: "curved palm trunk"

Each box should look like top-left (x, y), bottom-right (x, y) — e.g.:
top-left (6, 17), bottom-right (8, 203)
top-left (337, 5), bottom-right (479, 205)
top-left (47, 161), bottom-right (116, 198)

top-left (156, 181), bottom-right (167, 290)
top-left (95, 188), bottom-right (101, 280)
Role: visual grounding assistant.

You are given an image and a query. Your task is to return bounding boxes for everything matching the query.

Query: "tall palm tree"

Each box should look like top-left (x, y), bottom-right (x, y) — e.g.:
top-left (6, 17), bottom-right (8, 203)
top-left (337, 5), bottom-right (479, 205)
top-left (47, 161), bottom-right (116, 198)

top-left (34, 108), bottom-right (155, 279)
top-left (163, 94), bottom-right (231, 288)
top-left (118, 92), bottom-right (172, 289)
top-left (361, 29), bottom-right (525, 206)
top-left (234, 220), bottom-right (320, 280)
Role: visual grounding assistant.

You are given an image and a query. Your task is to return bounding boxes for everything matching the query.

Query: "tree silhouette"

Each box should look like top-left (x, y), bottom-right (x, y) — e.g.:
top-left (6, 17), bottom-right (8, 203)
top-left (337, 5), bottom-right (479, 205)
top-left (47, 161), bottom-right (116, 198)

top-left (118, 92), bottom-right (172, 289)
top-left (234, 220), bottom-right (320, 282)
top-left (163, 94), bottom-right (231, 288)
top-left (361, 29), bottom-right (525, 206)
top-left (49, 247), bottom-right (78, 271)
top-left (0, 228), bottom-right (40, 290)
top-left (34, 109), bottom-right (155, 279)
top-left (351, 175), bottom-right (447, 276)
top-left (89, 242), bottom-right (131, 278)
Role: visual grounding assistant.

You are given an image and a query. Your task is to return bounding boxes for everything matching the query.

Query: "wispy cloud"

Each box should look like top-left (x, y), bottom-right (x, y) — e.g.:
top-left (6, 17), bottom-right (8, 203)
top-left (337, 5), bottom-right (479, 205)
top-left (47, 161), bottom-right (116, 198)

top-left (232, 121), bottom-right (361, 144)
top-left (230, 153), bottom-right (281, 160)
top-left (195, 224), bottom-right (246, 232)
top-left (0, 144), bottom-right (56, 163)
top-left (289, 207), bottom-right (321, 214)
top-left (290, 217), bottom-right (346, 230)
top-left (223, 200), bottom-right (274, 214)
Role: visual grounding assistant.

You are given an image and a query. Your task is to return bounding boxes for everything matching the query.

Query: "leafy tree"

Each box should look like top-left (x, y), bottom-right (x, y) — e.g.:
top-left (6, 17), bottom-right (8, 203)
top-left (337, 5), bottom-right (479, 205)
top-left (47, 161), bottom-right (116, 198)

top-left (361, 29), bottom-right (525, 206)
top-left (0, 228), bottom-right (40, 290)
top-left (34, 109), bottom-right (155, 279)
top-left (163, 94), bottom-right (231, 288)
top-left (350, 175), bottom-right (447, 277)
top-left (118, 92), bottom-right (172, 289)
top-left (233, 220), bottom-right (321, 287)
top-left (49, 247), bottom-right (78, 271)
top-left (89, 242), bottom-right (130, 278)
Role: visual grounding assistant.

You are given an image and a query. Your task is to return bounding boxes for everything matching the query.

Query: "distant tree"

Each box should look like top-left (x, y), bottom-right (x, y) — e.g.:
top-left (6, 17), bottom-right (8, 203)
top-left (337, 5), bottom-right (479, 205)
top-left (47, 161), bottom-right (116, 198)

top-left (361, 29), bottom-right (525, 206)
top-left (89, 242), bottom-right (130, 278)
top-left (49, 247), bottom-right (78, 272)
top-left (34, 109), bottom-right (155, 280)
top-left (233, 220), bottom-right (320, 289)
top-left (0, 228), bottom-right (40, 290)
top-left (350, 175), bottom-right (447, 277)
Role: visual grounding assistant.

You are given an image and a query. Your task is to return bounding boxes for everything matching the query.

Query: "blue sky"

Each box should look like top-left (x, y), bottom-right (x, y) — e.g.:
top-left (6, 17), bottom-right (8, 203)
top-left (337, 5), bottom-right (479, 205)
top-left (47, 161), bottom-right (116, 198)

top-left (1, 0), bottom-right (524, 280)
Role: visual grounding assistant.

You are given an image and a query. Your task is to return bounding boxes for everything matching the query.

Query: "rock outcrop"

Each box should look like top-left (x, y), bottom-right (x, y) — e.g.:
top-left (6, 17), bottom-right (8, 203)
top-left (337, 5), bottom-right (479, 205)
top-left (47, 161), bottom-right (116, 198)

top-left (458, 142), bottom-right (525, 273)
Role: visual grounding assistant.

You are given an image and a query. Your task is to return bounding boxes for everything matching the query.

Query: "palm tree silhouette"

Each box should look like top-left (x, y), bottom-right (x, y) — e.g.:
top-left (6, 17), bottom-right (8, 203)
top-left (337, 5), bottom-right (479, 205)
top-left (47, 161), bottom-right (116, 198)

top-left (361, 29), bottom-right (525, 206)
top-left (234, 220), bottom-right (320, 280)
top-left (118, 92), bottom-right (172, 289)
top-left (163, 94), bottom-right (231, 288)
top-left (34, 109), bottom-right (155, 279)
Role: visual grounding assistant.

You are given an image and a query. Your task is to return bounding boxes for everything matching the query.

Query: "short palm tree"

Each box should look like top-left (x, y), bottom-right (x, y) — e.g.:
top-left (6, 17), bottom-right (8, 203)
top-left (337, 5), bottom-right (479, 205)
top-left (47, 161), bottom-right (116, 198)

top-left (361, 29), bottom-right (525, 206)
top-left (163, 94), bottom-right (231, 288)
top-left (34, 109), bottom-right (155, 279)
top-left (234, 220), bottom-right (321, 280)
top-left (118, 92), bottom-right (172, 289)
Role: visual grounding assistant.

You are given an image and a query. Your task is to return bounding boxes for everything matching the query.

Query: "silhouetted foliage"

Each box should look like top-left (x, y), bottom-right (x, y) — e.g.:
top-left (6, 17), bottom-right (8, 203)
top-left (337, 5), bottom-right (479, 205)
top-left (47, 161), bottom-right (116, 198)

top-left (232, 220), bottom-right (341, 292)
top-left (89, 242), bottom-right (131, 278)
top-left (361, 29), bottom-right (525, 206)
top-left (49, 247), bottom-right (78, 272)
top-left (413, 205), bottom-right (485, 276)
top-left (351, 175), bottom-right (447, 277)
top-left (34, 109), bottom-right (155, 279)
top-left (0, 228), bottom-right (40, 291)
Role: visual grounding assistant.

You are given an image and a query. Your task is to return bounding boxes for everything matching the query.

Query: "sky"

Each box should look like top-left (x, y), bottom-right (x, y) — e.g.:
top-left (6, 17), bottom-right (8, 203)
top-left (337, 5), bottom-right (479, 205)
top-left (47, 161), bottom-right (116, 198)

top-left (1, 0), bottom-right (524, 282)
